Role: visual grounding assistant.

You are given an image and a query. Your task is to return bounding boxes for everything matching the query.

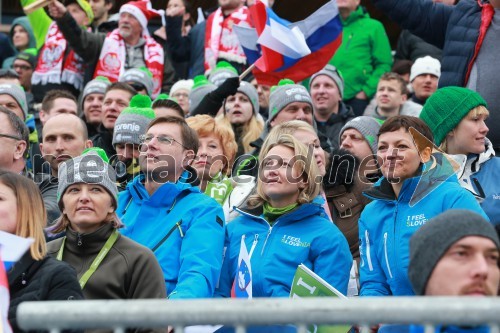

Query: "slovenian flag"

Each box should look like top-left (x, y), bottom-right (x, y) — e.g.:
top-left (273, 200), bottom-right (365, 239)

top-left (0, 231), bottom-right (34, 333)
top-left (235, 0), bottom-right (342, 85)
top-left (231, 235), bottom-right (252, 299)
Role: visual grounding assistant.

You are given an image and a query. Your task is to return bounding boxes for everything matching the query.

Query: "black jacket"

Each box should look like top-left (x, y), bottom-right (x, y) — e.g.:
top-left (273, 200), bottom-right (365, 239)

top-left (8, 253), bottom-right (83, 332)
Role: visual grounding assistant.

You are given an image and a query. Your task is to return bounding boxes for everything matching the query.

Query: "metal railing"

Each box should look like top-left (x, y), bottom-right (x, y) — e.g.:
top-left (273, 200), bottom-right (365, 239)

top-left (18, 297), bottom-right (500, 333)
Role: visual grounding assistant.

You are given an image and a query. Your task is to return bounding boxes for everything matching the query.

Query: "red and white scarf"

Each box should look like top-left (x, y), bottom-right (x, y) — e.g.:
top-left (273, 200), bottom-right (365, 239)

top-left (204, 6), bottom-right (252, 73)
top-left (93, 29), bottom-right (164, 97)
top-left (33, 22), bottom-right (85, 90)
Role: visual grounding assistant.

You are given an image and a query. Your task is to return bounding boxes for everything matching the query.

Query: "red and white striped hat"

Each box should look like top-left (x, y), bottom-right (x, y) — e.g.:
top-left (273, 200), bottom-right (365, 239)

top-left (119, 0), bottom-right (160, 33)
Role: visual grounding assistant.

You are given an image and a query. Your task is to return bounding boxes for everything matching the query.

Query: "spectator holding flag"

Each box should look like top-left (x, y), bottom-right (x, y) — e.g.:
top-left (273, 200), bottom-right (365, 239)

top-left (216, 134), bottom-right (352, 298)
top-left (0, 170), bottom-right (82, 332)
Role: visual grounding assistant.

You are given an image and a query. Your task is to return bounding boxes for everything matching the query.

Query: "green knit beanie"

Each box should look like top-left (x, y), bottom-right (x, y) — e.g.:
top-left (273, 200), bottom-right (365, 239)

top-left (420, 87), bottom-right (487, 146)
top-left (112, 95), bottom-right (155, 146)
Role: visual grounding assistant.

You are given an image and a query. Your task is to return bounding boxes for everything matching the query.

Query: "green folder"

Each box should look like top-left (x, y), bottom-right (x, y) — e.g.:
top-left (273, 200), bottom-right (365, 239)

top-left (290, 264), bottom-right (351, 333)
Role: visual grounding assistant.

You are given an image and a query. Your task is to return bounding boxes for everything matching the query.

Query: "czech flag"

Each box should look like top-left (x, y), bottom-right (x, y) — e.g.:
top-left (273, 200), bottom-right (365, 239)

top-left (231, 235), bottom-right (252, 299)
top-left (234, 0), bottom-right (342, 85)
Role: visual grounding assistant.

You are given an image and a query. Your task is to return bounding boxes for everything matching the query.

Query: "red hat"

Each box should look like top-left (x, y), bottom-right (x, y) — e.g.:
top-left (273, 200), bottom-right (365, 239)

top-left (120, 0), bottom-right (160, 34)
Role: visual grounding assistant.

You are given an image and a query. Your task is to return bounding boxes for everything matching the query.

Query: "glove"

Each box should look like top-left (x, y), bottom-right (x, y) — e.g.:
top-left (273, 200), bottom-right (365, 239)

top-left (212, 77), bottom-right (240, 101)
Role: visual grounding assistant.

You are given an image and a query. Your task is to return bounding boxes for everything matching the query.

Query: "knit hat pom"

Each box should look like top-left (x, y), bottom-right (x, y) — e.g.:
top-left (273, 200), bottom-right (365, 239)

top-left (138, 66), bottom-right (153, 77)
top-left (214, 61), bottom-right (238, 74)
top-left (82, 147), bottom-right (109, 163)
top-left (193, 75), bottom-right (210, 88)
top-left (130, 94), bottom-right (152, 108)
top-left (154, 93), bottom-right (170, 101)
top-left (95, 76), bottom-right (111, 83)
top-left (271, 79), bottom-right (295, 93)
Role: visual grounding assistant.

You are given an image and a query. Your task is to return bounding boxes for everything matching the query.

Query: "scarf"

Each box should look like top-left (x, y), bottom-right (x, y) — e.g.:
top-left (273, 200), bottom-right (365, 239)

top-left (263, 202), bottom-right (298, 226)
top-left (204, 172), bottom-right (233, 205)
top-left (204, 6), bottom-right (252, 73)
top-left (32, 22), bottom-right (85, 91)
top-left (93, 29), bottom-right (164, 97)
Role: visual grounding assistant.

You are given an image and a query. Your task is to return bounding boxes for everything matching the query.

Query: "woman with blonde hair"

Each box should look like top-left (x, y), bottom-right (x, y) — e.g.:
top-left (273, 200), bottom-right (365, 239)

top-left (215, 134), bottom-right (352, 298)
top-left (47, 148), bottom-right (167, 304)
top-left (186, 114), bottom-right (255, 222)
top-left (420, 87), bottom-right (500, 225)
top-left (1, 170), bottom-right (83, 332)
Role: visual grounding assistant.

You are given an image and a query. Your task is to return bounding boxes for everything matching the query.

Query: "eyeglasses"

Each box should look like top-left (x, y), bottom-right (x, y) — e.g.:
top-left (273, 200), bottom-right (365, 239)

top-left (172, 92), bottom-right (189, 99)
top-left (0, 133), bottom-right (22, 141)
top-left (140, 134), bottom-right (188, 149)
top-left (13, 64), bottom-right (32, 71)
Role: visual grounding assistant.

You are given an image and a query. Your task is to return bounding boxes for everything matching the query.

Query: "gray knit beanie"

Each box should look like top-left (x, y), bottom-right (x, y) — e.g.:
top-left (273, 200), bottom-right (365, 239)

top-left (0, 83), bottom-right (28, 120)
top-left (79, 76), bottom-right (111, 113)
top-left (309, 64), bottom-right (345, 98)
top-left (339, 116), bottom-right (383, 155)
top-left (236, 81), bottom-right (259, 114)
top-left (189, 75), bottom-right (217, 114)
top-left (268, 79), bottom-right (313, 122)
top-left (208, 61), bottom-right (238, 87)
top-left (120, 67), bottom-right (154, 97)
top-left (409, 209), bottom-right (499, 296)
top-left (112, 94), bottom-right (155, 146)
top-left (57, 147), bottom-right (118, 209)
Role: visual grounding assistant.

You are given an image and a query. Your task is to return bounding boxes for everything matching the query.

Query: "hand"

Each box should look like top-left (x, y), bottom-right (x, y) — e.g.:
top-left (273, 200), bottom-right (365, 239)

top-left (166, 6), bottom-right (183, 16)
top-left (47, 0), bottom-right (67, 19)
top-left (355, 91), bottom-right (368, 100)
top-left (215, 77), bottom-right (240, 99)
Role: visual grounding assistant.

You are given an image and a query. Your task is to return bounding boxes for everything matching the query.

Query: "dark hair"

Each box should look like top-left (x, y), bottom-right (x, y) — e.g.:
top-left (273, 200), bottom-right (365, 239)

top-left (105, 82), bottom-right (138, 99)
top-left (0, 69), bottom-right (20, 79)
top-left (152, 98), bottom-right (184, 118)
top-left (41, 90), bottom-right (77, 114)
top-left (378, 115), bottom-right (434, 144)
top-left (391, 60), bottom-right (413, 76)
top-left (147, 116), bottom-right (199, 154)
top-left (379, 72), bottom-right (408, 95)
top-left (0, 106), bottom-right (30, 145)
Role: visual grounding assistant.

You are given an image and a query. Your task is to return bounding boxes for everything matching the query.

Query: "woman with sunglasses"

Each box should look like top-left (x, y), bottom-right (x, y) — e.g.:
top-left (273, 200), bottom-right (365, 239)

top-left (216, 134), bottom-right (352, 298)
top-left (420, 87), bottom-right (500, 225)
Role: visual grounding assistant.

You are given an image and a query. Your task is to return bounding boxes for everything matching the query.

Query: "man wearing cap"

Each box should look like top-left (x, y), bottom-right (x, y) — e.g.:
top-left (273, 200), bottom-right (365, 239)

top-left (48, 0), bottom-right (176, 97)
top-left (0, 83), bottom-right (28, 121)
top-left (372, 0), bottom-right (500, 156)
top-left (111, 94), bottom-right (155, 190)
top-left (309, 64), bottom-right (355, 149)
top-left (23, 0), bottom-right (93, 103)
top-left (410, 56), bottom-right (441, 106)
top-left (91, 82), bottom-right (137, 158)
top-left (119, 67), bottom-right (155, 97)
top-left (12, 49), bottom-right (37, 94)
top-left (80, 76), bottom-right (111, 138)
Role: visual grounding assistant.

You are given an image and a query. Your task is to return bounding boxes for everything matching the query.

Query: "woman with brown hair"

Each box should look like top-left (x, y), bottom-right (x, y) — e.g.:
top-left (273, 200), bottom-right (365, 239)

top-left (0, 170), bottom-right (82, 332)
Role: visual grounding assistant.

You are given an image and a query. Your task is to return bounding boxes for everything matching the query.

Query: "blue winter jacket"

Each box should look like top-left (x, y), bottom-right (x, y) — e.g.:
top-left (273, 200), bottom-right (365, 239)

top-left (117, 171), bottom-right (225, 299)
top-left (359, 171), bottom-right (488, 296)
top-left (215, 197), bottom-right (352, 298)
top-left (379, 324), bottom-right (489, 333)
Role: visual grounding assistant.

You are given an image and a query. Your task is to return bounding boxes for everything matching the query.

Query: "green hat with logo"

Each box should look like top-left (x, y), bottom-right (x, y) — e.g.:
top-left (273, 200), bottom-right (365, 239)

top-left (113, 94), bottom-right (155, 146)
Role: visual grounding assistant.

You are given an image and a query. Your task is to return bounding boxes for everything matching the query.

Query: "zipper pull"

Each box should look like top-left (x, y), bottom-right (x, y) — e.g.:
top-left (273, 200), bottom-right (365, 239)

top-left (77, 234), bottom-right (83, 246)
top-left (176, 221), bottom-right (184, 238)
top-left (21, 273), bottom-right (26, 285)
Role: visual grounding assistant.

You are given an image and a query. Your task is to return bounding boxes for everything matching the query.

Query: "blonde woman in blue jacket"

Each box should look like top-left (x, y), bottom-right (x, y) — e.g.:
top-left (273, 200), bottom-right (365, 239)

top-left (216, 134), bottom-right (352, 298)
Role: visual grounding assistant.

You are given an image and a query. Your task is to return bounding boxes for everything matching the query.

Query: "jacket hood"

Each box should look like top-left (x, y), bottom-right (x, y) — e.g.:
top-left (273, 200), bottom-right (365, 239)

top-left (365, 155), bottom-right (460, 205)
top-left (342, 6), bottom-right (369, 25)
top-left (126, 169), bottom-right (200, 207)
top-left (236, 195), bottom-right (327, 225)
top-left (9, 17), bottom-right (36, 51)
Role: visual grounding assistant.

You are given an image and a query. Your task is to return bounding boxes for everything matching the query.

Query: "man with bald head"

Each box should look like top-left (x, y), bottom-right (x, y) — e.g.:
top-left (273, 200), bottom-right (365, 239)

top-left (37, 113), bottom-right (93, 225)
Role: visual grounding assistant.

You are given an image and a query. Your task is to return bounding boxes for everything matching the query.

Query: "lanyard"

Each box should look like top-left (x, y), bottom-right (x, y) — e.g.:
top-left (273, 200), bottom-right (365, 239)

top-left (56, 229), bottom-right (119, 289)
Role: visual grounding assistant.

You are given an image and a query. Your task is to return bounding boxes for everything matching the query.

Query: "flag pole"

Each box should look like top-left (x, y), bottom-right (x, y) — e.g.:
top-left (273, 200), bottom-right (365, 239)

top-left (239, 63), bottom-right (256, 81)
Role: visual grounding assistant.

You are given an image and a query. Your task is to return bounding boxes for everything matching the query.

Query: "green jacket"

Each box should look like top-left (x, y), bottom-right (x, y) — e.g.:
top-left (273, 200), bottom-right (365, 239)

top-left (330, 7), bottom-right (392, 100)
top-left (20, 0), bottom-right (53, 50)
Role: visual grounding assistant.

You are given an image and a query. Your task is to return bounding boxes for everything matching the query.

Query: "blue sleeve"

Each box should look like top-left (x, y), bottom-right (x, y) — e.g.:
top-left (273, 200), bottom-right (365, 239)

top-left (371, 0), bottom-right (453, 49)
top-left (311, 226), bottom-right (352, 296)
top-left (168, 202), bottom-right (226, 299)
top-left (358, 212), bottom-right (392, 296)
top-left (447, 189), bottom-right (490, 222)
top-left (214, 228), bottom-right (234, 298)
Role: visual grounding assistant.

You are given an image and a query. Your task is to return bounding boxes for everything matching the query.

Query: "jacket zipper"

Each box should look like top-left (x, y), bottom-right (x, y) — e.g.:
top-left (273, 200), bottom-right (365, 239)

top-left (249, 234), bottom-right (259, 259)
top-left (77, 233), bottom-right (83, 246)
top-left (384, 232), bottom-right (393, 279)
top-left (364, 230), bottom-right (373, 271)
top-left (151, 220), bottom-right (183, 252)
